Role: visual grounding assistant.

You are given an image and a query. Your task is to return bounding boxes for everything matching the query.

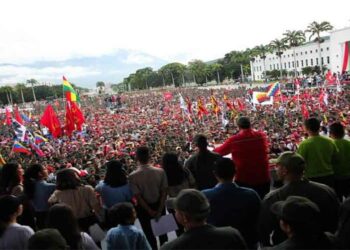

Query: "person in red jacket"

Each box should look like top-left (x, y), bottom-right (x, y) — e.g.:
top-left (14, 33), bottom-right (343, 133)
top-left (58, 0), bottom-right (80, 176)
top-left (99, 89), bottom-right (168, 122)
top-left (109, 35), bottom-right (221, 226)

top-left (214, 116), bottom-right (270, 198)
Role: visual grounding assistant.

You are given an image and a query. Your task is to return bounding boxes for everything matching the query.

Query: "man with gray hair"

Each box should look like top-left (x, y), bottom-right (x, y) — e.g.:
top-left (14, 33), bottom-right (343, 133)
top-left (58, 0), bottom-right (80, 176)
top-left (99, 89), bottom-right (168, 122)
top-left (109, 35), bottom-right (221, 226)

top-left (161, 189), bottom-right (247, 250)
top-left (259, 151), bottom-right (339, 247)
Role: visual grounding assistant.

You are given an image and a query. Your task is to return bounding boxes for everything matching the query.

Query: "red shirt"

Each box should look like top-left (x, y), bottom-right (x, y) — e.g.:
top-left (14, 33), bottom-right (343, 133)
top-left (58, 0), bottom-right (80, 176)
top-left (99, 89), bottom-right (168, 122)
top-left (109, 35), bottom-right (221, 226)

top-left (214, 129), bottom-right (270, 185)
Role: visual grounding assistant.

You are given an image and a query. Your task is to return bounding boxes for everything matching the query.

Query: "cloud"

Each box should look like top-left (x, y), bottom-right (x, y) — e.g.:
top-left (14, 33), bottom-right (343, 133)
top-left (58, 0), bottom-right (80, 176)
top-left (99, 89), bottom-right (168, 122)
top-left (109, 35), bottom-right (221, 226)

top-left (0, 65), bottom-right (100, 84)
top-left (122, 53), bottom-right (155, 65)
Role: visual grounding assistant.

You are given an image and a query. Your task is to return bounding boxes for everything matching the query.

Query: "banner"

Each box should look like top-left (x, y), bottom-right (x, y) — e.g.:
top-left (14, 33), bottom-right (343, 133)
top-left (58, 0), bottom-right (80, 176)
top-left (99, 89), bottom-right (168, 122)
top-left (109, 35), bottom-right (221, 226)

top-left (252, 92), bottom-right (273, 105)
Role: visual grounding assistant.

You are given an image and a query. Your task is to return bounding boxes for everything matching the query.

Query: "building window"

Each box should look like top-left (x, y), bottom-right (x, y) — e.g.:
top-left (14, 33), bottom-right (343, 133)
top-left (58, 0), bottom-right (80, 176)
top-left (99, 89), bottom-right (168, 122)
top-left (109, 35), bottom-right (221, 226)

top-left (305, 51), bottom-right (307, 54)
top-left (327, 47), bottom-right (329, 51)
top-left (310, 50), bottom-right (312, 54)
top-left (273, 64), bottom-right (276, 70)
top-left (316, 49), bottom-right (318, 53)
top-left (321, 48), bottom-right (323, 52)
top-left (301, 52), bottom-right (303, 55)
top-left (292, 61), bottom-right (295, 68)
top-left (270, 65), bottom-right (272, 70)
top-left (321, 57), bottom-right (324, 65)
top-left (327, 56), bottom-right (330, 64)
top-left (288, 62), bottom-right (291, 68)
top-left (277, 64), bottom-right (279, 70)
top-left (306, 59), bottom-right (308, 66)
top-left (297, 61), bottom-right (299, 67)
top-left (311, 59), bottom-right (313, 66)
top-left (301, 60), bottom-right (304, 67)
top-left (284, 62), bottom-right (287, 69)
top-left (316, 58), bottom-right (319, 65)
top-left (296, 53), bottom-right (298, 56)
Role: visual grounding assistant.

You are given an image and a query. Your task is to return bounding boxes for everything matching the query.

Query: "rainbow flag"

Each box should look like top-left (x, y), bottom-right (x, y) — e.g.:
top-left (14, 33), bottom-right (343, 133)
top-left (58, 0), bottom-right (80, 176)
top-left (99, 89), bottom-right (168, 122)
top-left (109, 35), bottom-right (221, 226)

top-left (266, 82), bottom-right (280, 97)
top-left (63, 76), bottom-right (80, 102)
top-left (34, 133), bottom-right (48, 144)
top-left (256, 92), bottom-right (270, 103)
top-left (12, 141), bottom-right (31, 155)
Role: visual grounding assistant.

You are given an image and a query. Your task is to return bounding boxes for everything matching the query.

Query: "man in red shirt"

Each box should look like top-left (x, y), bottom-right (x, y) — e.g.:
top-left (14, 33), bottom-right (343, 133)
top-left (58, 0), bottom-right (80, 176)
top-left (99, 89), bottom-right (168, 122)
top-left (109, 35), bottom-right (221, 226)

top-left (214, 116), bottom-right (270, 198)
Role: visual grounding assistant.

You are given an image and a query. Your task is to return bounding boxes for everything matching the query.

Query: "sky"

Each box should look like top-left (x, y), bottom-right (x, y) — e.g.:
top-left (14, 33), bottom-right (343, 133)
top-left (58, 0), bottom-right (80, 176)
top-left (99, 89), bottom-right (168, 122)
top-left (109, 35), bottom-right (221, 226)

top-left (0, 0), bottom-right (349, 88)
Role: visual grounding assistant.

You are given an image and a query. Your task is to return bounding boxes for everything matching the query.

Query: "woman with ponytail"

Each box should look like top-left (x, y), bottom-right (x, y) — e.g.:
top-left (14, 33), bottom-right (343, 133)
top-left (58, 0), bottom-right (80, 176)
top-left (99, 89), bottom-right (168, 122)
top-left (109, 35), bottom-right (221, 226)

top-left (23, 164), bottom-right (56, 229)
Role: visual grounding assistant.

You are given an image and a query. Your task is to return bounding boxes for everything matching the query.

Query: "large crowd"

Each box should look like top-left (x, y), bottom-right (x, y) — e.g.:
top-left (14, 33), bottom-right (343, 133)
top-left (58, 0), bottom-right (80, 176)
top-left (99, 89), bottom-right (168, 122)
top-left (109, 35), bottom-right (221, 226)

top-left (0, 82), bottom-right (350, 249)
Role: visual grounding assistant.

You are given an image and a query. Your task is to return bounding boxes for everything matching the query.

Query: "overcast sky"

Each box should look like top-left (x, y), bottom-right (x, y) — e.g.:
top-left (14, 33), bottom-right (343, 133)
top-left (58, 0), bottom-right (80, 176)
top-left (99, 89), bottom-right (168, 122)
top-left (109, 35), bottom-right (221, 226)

top-left (0, 0), bottom-right (349, 87)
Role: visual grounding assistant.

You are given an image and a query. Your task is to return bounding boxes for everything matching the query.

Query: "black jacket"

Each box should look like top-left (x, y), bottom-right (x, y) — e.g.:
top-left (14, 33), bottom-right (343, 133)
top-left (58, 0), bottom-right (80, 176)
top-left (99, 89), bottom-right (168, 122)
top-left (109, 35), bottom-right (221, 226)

top-left (160, 224), bottom-right (247, 250)
top-left (259, 179), bottom-right (339, 246)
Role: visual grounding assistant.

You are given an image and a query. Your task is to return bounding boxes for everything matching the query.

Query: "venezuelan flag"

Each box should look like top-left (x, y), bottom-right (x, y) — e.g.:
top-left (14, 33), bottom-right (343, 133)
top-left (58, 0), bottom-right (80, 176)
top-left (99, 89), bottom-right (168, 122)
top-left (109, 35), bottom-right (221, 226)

top-left (21, 113), bottom-right (32, 123)
top-left (266, 82), bottom-right (280, 97)
top-left (12, 142), bottom-right (31, 155)
top-left (0, 153), bottom-right (6, 166)
top-left (63, 76), bottom-right (80, 102)
top-left (34, 133), bottom-right (48, 144)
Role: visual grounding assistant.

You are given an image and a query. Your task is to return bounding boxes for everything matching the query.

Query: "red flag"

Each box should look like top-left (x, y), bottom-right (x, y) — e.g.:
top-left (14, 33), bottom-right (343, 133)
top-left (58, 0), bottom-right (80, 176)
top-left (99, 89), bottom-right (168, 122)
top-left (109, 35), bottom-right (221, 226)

top-left (65, 101), bottom-right (85, 136)
top-left (5, 107), bottom-right (12, 125)
top-left (163, 92), bottom-right (173, 101)
top-left (224, 94), bottom-right (235, 111)
top-left (301, 104), bottom-right (309, 119)
top-left (185, 97), bottom-right (192, 114)
top-left (326, 70), bottom-right (335, 85)
top-left (197, 97), bottom-right (209, 118)
top-left (236, 99), bottom-right (245, 111)
top-left (14, 107), bottom-right (23, 124)
top-left (40, 105), bottom-right (62, 138)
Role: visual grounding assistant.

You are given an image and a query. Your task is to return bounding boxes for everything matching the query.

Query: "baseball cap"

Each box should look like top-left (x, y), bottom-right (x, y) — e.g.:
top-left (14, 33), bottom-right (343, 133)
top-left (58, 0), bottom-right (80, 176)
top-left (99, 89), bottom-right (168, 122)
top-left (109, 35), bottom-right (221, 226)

top-left (167, 189), bottom-right (210, 220)
top-left (271, 196), bottom-right (320, 224)
top-left (272, 151), bottom-right (305, 174)
top-left (28, 229), bottom-right (67, 250)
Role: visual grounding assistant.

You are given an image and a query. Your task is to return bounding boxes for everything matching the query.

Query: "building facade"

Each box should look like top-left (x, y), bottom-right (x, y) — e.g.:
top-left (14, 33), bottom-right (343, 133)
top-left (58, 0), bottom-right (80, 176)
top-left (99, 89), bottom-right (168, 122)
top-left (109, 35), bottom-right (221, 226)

top-left (251, 26), bottom-right (350, 80)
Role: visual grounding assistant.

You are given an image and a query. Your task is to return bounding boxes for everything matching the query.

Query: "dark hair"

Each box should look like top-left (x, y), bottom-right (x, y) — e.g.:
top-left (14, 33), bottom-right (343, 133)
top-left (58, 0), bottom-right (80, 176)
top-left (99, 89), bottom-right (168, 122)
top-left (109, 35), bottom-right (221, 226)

top-left (0, 163), bottom-right (21, 195)
top-left (23, 164), bottom-right (44, 199)
top-left (104, 160), bottom-right (127, 188)
top-left (56, 169), bottom-right (81, 190)
top-left (329, 122), bottom-right (345, 138)
top-left (108, 202), bottom-right (135, 226)
top-left (193, 134), bottom-right (208, 150)
top-left (237, 117), bottom-right (251, 129)
top-left (0, 195), bottom-right (21, 237)
top-left (214, 158), bottom-right (235, 180)
top-left (47, 204), bottom-right (82, 249)
top-left (162, 153), bottom-right (185, 186)
top-left (304, 118), bottom-right (320, 133)
top-left (136, 146), bottom-right (150, 164)
top-left (28, 229), bottom-right (67, 250)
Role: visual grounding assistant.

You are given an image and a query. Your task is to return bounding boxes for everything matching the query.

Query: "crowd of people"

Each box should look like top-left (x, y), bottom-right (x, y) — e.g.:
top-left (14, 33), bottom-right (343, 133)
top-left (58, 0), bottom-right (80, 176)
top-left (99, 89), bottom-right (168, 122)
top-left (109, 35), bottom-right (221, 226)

top-left (0, 82), bottom-right (350, 249)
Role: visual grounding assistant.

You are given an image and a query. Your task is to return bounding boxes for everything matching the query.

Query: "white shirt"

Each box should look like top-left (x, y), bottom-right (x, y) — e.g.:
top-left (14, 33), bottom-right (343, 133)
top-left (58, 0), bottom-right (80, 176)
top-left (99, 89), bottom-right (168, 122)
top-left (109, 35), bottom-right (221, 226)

top-left (0, 223), bottom-right (34, 250)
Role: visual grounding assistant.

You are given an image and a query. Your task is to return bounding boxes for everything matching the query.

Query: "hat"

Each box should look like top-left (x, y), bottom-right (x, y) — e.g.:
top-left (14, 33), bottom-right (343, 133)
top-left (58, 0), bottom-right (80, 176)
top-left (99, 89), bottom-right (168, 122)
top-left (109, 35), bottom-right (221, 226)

top-left (167, 189), bottom-right (210, 219)
top-left (28, 229), bottom-right (67, 250)
top-left (271, 151), bottom-right (305, 174)
top-left (271, 196), bottom-right (320, 224)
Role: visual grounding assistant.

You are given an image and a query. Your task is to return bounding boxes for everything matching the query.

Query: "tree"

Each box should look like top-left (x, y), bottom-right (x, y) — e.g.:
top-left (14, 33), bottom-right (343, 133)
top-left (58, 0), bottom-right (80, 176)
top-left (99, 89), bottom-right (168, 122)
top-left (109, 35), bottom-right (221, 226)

top-left (15, 83), bottom-right (26, 103)
top-left (305, 21), bottom-right (333, 74)
top-left (255, 45), bottom-right (270, 82)
top-left (269, 39), bottom-right (289, 79)
top-left (26, 79), bottom-right (38, 102)
top-left (210, 63), bottom-right (223, 85)
top-left (302, 67), bottom-right (314, 76)
top-left (188, 60), bottom-right (207, 85)
top-left (283, 30), bottom-right (306, 78)
top-left (96, 81), bottom-right (105, 94)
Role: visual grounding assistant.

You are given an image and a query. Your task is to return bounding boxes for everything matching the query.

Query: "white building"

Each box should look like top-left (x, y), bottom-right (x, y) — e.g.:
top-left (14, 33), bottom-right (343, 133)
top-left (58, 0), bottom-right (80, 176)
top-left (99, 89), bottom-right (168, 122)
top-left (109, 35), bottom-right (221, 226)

top-left (251, 26), bottom-right (350, 80)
